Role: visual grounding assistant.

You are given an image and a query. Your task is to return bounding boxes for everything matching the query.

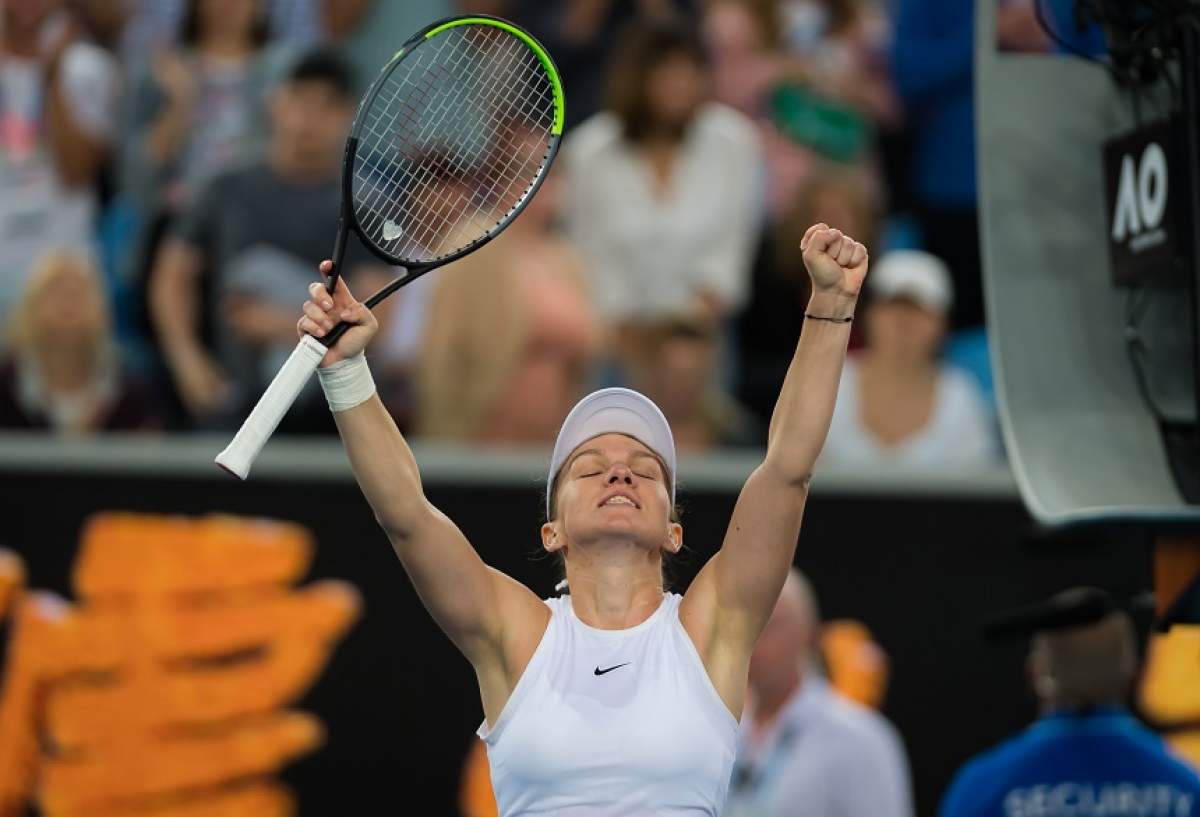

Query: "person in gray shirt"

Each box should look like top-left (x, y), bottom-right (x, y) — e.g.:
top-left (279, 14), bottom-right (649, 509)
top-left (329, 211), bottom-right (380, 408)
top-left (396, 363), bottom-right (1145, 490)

top-left (724, 569), bottom-right (914, 817)
top-left (149, 48), bottom-right (388, 431)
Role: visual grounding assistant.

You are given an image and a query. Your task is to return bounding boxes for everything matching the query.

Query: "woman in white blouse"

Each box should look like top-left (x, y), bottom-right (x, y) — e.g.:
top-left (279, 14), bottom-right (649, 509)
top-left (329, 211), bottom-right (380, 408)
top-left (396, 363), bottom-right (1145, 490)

top-left (821, 249), bottom-right (998, 468)
top-left (562, 16), bottom-right (763, 329)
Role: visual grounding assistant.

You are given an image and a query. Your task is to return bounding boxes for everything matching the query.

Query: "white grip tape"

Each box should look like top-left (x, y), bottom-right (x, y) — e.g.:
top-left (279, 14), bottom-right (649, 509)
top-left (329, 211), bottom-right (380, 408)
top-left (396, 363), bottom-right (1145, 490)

top-left (214, 334), bottom-right (326, 479)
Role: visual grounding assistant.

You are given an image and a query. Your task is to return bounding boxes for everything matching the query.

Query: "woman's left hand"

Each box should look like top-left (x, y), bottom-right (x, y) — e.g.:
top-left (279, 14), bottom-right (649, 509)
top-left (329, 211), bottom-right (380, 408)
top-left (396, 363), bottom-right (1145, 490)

top-left (800, 222), bottom-right (869, 299)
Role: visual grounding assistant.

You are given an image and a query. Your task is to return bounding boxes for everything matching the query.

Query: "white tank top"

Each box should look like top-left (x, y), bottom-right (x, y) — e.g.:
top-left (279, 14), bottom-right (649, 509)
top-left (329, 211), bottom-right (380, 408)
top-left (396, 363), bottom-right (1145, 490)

top-left (477, 593), bottom-right (739, 816)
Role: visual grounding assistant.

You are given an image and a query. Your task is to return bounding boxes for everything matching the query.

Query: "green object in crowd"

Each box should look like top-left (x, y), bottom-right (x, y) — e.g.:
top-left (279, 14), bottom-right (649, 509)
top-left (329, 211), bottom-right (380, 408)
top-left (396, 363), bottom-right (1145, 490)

top-left (769, 83), bottom-right (870, 162)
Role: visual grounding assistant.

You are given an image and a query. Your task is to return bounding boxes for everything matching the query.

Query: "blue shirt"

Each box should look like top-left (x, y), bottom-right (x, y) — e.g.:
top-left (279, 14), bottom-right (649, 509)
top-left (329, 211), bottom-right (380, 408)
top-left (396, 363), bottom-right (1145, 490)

top-left (939, 709), bottom-right (1200, 817)
top-left (892, 0), bottom-right (976, 208)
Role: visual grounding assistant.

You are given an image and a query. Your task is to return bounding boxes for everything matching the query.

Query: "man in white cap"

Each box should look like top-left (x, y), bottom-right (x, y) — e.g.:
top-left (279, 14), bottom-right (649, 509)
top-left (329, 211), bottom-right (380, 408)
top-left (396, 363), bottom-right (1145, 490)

top-left (820, 249), bottom-right (997, 469)
top-left (294, 223), bottom-right (868, 816)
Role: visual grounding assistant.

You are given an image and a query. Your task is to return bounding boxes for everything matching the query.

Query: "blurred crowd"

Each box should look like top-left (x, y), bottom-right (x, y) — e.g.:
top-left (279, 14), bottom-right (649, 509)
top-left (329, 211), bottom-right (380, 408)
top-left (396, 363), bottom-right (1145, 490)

top-left (0, 0), bottom-right (1063, 469)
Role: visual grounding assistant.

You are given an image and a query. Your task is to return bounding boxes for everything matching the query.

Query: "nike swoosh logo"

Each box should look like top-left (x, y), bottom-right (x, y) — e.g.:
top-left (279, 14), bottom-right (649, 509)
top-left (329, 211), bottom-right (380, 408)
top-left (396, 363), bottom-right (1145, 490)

top-left (594, 662), bottom-right (631, 676)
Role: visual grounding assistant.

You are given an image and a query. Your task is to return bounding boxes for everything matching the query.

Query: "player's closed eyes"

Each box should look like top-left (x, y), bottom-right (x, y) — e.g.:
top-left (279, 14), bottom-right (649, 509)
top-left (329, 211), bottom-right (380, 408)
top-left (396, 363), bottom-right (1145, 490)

top-left (572, 457), bottom-right (658, 480)
top-left (578, 469), bottom-right (656, 480)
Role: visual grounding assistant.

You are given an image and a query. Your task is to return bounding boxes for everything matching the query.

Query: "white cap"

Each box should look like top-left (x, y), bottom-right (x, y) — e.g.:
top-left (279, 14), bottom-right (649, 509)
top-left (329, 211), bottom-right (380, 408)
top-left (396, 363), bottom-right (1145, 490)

top-left (547, 387), bottom-right (677, 518)
top-left (869, 250), bottom-right (954, 313)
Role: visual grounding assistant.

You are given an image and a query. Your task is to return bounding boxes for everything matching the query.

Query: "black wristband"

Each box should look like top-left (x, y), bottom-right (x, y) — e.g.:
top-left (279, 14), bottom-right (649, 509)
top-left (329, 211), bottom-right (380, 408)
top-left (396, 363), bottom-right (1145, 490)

top-left (805, 312), bottom-right (854, 324)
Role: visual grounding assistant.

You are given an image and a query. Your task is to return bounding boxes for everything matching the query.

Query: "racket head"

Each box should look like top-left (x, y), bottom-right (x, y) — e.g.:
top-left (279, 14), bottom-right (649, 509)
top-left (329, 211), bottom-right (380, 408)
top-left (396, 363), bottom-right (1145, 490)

top-left (344, 15), bottom-right (564, 271)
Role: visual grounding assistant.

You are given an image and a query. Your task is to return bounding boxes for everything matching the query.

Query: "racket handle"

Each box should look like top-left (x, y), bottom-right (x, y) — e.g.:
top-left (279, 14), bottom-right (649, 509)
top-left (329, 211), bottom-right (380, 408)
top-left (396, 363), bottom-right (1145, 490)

top-left (215, 335), bottom-right (327, 479)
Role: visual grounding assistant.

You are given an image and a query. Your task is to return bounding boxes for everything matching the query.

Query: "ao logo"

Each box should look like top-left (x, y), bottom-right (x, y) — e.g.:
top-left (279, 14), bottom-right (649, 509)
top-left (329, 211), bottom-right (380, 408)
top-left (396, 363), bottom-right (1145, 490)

top-left (1112, 142), bottom-right (1168, 245)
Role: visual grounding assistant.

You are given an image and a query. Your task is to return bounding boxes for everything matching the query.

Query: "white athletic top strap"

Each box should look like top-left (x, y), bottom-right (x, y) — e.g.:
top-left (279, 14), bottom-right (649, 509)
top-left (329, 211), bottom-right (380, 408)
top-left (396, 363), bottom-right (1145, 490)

top-left (479, 593), bottom-right (738, 816)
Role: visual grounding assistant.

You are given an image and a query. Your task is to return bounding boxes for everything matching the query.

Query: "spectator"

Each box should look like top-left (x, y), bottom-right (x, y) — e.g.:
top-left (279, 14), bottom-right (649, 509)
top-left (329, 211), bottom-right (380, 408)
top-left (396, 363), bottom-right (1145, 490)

top-left (116, 0), bottom-right (375, 62)
top-left (416, 165), bottom-right (599, 443)
top-left (562, 15), bottom-right (762, 340)
top-left (338, 1), bottom-right (444, 98)
top-left (940, 588), bottom-right (1200, 817)
top-left (737, 164), bottom-right (878, 426)
top-left (724, 568), bottom-right (913, 817)
top-left (702, 0), bottom-right (806, 217)
top-left (819, 250), bottom-right (996, 469)
top-left (121, 0), bottom-right (295, 275)
top-left (702, 0), bottom-right (781, 120)
top-left (623, 315), bottom-right (760, 451)
top-left (461, 0), bottom-right (691, 129)
top-left (148, 48), bottom-right (389, 430)
top-left (702, 0), bottom-right (896, 216)
top-left (891, 0), bottom-right (977, 330)
top-left (892, 0), bottom-right (1046, 330)
top-left (0, 249), bottom-right (159, 433)
top-left (777, 0), bottom-right (897, 118)
top-left (0, 0), bottom-right (119, 327)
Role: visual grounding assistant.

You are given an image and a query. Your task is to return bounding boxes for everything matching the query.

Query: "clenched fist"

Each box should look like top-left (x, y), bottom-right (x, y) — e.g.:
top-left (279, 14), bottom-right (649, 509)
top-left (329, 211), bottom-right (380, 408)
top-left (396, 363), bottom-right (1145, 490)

top-left (800, 223), bottom-right (869, 299)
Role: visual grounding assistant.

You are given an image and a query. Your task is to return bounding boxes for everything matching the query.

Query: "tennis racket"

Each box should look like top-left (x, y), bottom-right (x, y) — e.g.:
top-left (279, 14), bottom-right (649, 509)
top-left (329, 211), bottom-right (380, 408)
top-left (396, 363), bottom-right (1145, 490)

top-left (215, 15), bottom-right (565, 479)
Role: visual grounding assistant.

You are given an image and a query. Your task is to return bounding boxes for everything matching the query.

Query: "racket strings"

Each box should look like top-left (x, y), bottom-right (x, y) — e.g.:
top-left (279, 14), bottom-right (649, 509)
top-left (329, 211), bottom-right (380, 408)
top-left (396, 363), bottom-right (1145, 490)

top-left (352, 24), bottom-right (556, 264)
top-left (360, 47), bottom-right (543, 257)
top-left (386, 34), bottom-right (552, 251)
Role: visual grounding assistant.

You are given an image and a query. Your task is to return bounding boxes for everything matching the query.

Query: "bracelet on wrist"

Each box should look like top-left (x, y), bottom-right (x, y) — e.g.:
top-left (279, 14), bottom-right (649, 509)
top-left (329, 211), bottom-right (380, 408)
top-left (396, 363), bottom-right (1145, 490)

top-left (805, 312), bottom-right (854, 324)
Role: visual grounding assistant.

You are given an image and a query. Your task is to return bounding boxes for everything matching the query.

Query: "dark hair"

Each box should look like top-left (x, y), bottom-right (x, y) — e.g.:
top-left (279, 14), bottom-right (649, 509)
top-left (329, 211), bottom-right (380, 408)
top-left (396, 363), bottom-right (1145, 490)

top-left (772, 164), bottom-right (879, 286)
top-left (602, 15), bottom-right (709, 144)
top-left (180, 0), bottom-right (270, 48)
top-left (286, 47), bottom-right (356, 98)
top-left (543, 459), bottom-right (686, 593)
top-left (824, 0), bottom-right (864, 35)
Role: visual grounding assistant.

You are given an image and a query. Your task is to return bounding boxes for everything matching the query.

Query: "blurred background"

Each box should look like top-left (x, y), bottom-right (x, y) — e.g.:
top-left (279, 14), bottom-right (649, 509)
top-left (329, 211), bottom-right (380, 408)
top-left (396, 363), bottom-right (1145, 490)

top-left (0, 0), bottom-right (1197, 815)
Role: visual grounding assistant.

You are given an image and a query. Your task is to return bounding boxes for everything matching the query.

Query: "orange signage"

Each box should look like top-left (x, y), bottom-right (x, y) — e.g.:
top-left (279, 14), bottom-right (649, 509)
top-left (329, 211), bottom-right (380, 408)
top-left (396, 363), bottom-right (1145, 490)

top-left (0, 513), bottom-right (360, 817)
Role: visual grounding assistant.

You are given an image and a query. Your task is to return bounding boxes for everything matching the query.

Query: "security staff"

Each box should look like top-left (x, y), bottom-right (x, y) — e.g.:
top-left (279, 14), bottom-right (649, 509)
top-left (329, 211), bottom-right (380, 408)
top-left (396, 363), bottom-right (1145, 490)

top-left (939, 588), bottom-right (1200, 817)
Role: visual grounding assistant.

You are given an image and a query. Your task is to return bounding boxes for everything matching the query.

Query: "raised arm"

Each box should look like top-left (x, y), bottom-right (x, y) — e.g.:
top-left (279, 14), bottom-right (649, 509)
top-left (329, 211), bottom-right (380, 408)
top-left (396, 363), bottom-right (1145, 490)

top-left (298, 264), bottom-right (548, 688)
top-left (682, 225), bottom-right (866, 711)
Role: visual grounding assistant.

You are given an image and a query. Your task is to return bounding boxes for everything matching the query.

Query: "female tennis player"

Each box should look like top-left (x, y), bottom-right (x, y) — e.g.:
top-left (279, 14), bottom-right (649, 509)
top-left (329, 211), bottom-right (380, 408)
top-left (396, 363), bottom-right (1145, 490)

top-left (298, 222), bottom-right (867, 816)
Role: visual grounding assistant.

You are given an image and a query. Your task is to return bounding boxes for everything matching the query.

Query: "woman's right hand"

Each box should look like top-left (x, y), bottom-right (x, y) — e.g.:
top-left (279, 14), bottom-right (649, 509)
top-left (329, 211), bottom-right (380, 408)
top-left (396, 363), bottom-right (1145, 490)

top-left (298, 260), bottom-right (378, 367)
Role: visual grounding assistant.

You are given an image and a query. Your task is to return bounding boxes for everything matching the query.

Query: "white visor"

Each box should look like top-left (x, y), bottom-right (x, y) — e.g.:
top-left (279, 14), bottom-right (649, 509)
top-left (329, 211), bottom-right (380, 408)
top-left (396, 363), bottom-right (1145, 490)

top-left (547, 387), bottom-right (677, 517)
